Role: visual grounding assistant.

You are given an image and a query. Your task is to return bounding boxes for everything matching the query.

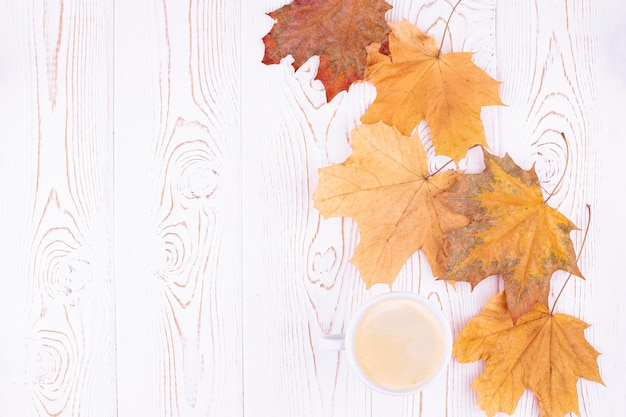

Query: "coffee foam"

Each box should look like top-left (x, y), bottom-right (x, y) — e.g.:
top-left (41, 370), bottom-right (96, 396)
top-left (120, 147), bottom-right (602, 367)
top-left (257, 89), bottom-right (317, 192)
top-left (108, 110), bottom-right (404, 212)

top-left (353, 298), bottom-right (446, 390)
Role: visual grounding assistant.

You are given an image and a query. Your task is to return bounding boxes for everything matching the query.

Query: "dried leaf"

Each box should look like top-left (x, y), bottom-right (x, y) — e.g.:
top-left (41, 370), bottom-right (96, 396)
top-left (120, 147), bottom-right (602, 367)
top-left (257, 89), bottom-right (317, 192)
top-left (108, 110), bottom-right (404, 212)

top-left (454, 291), bottom-right (603, 417)
top-left (361, 20), bottom-right (503, 162)
top-left (262, 0), bottom-right (392, 101)
top-left (313, 122), bottom-right (469, 287)
top-left (437, 149), bottom-right (582, 321)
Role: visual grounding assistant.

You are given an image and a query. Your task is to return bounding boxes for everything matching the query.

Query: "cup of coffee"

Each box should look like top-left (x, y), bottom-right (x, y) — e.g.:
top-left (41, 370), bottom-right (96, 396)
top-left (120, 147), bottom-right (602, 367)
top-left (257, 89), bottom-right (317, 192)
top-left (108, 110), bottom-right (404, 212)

top-left (319, 292), bottom-right (452, 395)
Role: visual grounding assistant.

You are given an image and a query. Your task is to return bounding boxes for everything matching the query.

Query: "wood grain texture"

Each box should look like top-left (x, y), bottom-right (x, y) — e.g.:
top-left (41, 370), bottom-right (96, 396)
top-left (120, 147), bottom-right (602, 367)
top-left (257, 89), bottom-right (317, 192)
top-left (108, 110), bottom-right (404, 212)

top-left (588, 2), bottom-right (626, 416)
top-left (1, 0), bottom-right (623, 415)
top-left (0, 0), bottom-right (116, 416)
top-left (114, 1), bottom-right (242, 416)
top-left (243, 4), bottom-right (374, 415)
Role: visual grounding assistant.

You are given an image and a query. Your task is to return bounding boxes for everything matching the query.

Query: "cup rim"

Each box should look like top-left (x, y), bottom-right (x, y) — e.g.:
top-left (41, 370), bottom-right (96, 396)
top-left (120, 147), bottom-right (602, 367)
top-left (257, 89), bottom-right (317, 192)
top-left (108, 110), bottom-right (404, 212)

top-left (344, 291), bottom-right (453, 396)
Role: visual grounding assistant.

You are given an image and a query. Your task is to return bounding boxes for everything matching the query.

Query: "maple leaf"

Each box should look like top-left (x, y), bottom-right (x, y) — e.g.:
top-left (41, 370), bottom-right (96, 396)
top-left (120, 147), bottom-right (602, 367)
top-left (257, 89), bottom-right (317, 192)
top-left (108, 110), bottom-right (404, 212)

top-left (437, 149), bottom-right (583, 322)
top-left (361, 20), bottom-right (504, 162)
top-left (313, 122), bottom-right (469, 287)
top-left (262, 0), bottom-right (392, 102)
top-left (454, 291), bottom-right (603, 417)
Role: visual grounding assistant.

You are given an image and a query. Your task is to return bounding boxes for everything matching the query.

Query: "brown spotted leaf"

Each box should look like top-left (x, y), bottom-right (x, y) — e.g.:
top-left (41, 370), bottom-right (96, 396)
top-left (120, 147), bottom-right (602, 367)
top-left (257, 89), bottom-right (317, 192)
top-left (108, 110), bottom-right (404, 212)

top-left (262, 0), bottom-right (391, 102)
top-left (437, 149), bottom-right (582, 322)
top-left (454, 292), bottom-right (603, 417)
top-left (313, 122), bottom-right (469, 287)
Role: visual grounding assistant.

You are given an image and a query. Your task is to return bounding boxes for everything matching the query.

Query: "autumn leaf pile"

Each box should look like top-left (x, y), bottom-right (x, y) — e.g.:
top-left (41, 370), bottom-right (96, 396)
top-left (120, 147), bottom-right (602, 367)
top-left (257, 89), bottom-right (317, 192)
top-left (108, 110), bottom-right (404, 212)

top-left (262, 2), bottom-right (602, 417)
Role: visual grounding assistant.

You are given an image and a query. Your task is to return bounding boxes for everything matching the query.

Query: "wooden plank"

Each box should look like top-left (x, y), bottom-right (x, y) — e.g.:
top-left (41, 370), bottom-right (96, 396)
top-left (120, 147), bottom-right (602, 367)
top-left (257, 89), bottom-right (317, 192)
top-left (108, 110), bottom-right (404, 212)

top-left (0, 0), bottom-right (116, 416)
top-left (242, 1), bottom-right (499, 416)
top-left (114, 1), bottom-right (242, 416)
top-left (242, 2), bottom-right (372, 416)
top-left (495, 0), bottom-right (614, 415)
top-left (589, 2), bottom-right (626, 416)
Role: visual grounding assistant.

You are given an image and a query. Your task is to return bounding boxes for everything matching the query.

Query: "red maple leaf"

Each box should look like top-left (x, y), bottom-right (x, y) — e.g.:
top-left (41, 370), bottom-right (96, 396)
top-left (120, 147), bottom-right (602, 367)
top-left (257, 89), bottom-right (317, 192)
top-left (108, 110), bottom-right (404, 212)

top-left (262, 0), bottom-right (392, 101)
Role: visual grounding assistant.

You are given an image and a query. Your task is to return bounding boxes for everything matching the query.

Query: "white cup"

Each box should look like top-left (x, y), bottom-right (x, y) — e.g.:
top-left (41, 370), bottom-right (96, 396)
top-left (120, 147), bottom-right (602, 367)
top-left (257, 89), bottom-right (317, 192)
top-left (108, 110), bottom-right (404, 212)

top-left (319, 291), bottom-right (452, 395)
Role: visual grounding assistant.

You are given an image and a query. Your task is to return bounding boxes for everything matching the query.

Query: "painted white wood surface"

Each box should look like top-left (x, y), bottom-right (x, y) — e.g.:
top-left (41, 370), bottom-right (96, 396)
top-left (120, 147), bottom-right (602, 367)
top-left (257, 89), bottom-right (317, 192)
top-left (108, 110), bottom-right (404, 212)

top-left (0, 0), bottom-right (116, 416)
top-left (114, 1), bottom-right (242, 417)
top-left (0, 0), bottom-right (624, 416)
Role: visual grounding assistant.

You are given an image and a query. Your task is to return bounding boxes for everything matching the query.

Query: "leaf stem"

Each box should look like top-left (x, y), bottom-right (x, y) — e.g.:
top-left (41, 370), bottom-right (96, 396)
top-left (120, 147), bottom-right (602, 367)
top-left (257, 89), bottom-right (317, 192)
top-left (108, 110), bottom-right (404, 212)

top-left (438, 0), bottom-right (463, 57)
top-left (544, 132), bottom-right (569, 205)
top-left (428, 157), bottom-right (455, 177)
top-left (550, 204), bottom-right (591, 314)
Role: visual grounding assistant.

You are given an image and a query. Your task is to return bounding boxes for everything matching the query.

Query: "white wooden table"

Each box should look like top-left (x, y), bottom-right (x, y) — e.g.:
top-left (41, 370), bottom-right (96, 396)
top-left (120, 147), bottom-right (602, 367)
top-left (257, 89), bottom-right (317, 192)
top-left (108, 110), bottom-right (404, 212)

top-left (1, 1), bottom-right (624, 416)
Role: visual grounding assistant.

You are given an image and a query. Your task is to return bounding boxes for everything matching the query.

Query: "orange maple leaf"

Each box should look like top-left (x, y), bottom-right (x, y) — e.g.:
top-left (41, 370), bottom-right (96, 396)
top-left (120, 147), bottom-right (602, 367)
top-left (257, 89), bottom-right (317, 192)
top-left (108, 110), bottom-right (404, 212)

top-left (262, 0), bottom-right (391, 102)
top-left (313, 122), bottom-right (469, 287)
top-left (361, 20), bottom-right (504, 162)
top-left (437, 149), bottom-right (582, 322)
top-left (454, 291), bottom-right (603, 417)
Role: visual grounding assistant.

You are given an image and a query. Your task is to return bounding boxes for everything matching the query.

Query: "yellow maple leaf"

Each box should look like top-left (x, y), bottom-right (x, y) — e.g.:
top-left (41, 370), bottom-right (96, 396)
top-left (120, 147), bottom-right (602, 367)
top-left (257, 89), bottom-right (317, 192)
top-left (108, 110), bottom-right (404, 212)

top-left (454, 292), bottom-right (603, 417)
top-left (361, 20), bottom-right (504, 162)
top-left (313, 122), bottom-right (469, 287)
